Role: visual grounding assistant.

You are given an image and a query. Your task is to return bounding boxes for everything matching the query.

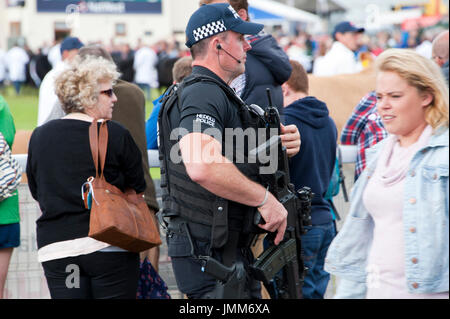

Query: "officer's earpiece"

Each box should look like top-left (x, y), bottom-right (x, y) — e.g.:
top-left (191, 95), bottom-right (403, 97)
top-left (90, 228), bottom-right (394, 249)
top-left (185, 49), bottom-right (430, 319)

top-left (215, 43), bottom-right (241, 64)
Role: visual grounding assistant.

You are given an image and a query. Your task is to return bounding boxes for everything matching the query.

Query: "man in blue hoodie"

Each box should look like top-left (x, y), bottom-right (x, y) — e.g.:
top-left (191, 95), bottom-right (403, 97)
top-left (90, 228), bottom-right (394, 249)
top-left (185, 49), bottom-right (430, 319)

top-left (282, 60), bottom-right (337, 299)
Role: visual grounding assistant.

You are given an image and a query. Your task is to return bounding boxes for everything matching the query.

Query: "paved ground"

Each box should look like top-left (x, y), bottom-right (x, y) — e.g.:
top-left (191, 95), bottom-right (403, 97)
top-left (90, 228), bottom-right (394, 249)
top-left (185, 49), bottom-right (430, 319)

top-left (155, 164), bottom-right (356, 299)
top-left (4, 164), bottom-right (354, 299)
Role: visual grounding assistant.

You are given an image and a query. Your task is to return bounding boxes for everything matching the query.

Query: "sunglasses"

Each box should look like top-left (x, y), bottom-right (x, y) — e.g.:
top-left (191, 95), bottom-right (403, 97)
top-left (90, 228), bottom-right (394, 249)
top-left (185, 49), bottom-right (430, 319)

top-left (100, 88), bottom-right (114, 97)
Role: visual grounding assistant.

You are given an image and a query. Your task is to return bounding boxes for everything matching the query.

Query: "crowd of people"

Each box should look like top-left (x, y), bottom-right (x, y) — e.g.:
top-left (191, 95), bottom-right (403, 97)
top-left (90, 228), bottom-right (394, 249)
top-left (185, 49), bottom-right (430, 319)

top-left (0, 17), bottom-right (447, 95)
top-left (0, 37), bottom-right (189, 96)
top-left (275, 24), bottom-right (448, 75)
top-left (0, 0), bottom-right (448, 300)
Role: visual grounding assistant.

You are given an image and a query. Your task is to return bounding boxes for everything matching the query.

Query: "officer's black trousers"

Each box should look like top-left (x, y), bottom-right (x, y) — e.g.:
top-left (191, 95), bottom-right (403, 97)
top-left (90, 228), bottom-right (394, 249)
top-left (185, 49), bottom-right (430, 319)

top-left (168, 232), bottom-right (261, 299)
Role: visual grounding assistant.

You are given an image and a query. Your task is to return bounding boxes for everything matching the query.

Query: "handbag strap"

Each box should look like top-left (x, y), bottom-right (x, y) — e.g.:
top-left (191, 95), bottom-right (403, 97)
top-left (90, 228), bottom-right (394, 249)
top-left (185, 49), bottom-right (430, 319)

top-left (88, 119), bottom-right (109, 178)
top-left (87, 119), bottom-right (139, 197)
top-left (98, 121), bottom-right (108, 178)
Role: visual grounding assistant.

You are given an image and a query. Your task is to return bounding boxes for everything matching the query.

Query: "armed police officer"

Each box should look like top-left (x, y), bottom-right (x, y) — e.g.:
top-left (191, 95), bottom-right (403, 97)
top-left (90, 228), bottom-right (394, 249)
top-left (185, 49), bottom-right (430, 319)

top-left (158, 3), bottom-right (301, 299)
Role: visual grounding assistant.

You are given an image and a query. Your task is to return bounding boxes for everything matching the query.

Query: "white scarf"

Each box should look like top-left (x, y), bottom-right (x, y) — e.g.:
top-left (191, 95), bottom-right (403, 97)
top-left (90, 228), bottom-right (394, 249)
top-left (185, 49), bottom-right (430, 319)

top-left (377, 125), bottom-right (432, 187)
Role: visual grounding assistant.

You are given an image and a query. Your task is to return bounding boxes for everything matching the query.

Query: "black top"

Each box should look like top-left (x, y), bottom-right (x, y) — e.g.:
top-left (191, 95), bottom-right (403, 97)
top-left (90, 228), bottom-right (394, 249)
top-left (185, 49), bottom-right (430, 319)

top-left (178, 66), bottom-right (251, 230)
top-left (179, 66), bottom-right (243, 140)
top-left (26, 119), bottom-right (145, 249)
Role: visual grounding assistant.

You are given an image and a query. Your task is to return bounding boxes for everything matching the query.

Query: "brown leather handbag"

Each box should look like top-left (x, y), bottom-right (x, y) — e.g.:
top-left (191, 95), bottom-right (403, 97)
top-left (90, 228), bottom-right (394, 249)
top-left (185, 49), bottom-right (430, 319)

top-left (82, 120), bottom-right (161, 252)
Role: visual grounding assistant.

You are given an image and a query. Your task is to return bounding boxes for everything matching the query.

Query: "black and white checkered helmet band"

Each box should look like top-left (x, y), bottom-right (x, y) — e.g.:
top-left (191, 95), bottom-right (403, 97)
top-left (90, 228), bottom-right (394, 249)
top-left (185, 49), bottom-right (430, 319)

top-left (193, 20), bottom-right (227, 42)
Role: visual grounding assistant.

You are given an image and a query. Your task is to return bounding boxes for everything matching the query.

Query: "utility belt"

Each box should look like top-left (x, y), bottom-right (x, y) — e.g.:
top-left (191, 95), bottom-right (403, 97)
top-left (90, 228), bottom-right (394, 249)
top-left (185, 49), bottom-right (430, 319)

top-left (164, 216), bottom-right (257, 261)
top-left (162, 216), bottom-right (258, 299)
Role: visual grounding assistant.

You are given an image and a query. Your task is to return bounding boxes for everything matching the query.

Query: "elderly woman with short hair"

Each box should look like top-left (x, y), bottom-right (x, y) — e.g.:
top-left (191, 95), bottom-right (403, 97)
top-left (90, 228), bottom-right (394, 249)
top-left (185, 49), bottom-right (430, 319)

top-left (26, 55), bottom-right (145, 299)
top-left (325, 49), bottom-right (449, 299)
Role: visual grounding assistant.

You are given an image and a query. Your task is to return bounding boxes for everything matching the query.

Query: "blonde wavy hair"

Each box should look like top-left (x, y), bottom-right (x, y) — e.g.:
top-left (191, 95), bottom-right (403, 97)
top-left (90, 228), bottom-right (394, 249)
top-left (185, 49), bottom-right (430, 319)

top-left (375, 48), bottom-right (449, 131)
top-left (54, 55), bottom-right (120, 114)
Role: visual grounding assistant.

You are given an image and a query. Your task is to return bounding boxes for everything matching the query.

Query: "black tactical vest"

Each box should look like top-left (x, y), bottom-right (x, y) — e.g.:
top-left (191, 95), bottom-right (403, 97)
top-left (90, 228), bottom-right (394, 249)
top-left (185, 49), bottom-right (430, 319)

top-left (158, 74), bottom-right (269, 249)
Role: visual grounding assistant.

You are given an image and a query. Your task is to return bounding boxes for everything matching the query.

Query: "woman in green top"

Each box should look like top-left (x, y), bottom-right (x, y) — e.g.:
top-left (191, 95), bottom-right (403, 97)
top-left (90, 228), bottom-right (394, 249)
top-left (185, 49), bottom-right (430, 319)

top-left (0, 94), bottom-right (20, 299)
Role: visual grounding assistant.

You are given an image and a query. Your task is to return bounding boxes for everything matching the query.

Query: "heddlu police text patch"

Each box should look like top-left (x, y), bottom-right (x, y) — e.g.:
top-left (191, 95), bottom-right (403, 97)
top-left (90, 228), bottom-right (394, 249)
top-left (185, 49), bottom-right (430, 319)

top-left (195, 114), bottom-right (216, 127)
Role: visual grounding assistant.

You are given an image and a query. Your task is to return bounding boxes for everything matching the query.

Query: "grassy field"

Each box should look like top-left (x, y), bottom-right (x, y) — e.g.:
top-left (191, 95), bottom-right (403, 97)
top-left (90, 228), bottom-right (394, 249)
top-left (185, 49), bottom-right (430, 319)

top-left (1, 86), bottom-right (40, 130)
top-left (1, 84), bottom-right (161, 179)
top-left (1, 85), bottom-right (160, 129)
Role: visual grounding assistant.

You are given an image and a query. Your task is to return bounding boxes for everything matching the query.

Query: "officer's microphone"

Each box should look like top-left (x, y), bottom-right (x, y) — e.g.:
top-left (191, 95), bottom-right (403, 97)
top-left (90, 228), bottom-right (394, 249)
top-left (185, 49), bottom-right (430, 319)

top-left (216, 43), bottom-right (241, 64)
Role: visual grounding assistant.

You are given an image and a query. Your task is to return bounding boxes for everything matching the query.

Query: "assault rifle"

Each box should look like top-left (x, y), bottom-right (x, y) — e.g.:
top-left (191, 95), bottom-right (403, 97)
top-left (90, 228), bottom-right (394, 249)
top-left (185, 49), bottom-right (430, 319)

top-left (249, 89), bottom-right (313, 299)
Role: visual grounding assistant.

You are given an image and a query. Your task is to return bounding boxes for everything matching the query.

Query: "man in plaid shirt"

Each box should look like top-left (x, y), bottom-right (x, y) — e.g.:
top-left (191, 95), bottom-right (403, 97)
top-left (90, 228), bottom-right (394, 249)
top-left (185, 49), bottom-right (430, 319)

top-left (340, 91), bottom-right (388, 181)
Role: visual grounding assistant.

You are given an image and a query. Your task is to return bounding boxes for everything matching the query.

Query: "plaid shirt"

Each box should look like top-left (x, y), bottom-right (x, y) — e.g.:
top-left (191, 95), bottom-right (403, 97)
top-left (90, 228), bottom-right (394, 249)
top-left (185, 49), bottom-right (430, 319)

top-left (340, 91), bottom-right (388, 181)
top-left (230, 73), bottom-right (246, 97)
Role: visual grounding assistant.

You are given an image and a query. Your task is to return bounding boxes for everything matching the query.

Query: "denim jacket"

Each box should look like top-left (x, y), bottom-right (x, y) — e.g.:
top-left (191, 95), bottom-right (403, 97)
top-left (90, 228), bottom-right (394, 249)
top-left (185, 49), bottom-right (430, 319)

top-left (325, 127), bottom-right (449, 298)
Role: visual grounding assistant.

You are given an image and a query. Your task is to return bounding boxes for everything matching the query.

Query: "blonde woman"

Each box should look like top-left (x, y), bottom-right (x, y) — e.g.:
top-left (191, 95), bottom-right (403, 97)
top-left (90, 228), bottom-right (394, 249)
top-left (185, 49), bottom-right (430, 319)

top-left (325, 49), bottom-right (449, 299)
top-left (26, 56), bottom-right (145, 299)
